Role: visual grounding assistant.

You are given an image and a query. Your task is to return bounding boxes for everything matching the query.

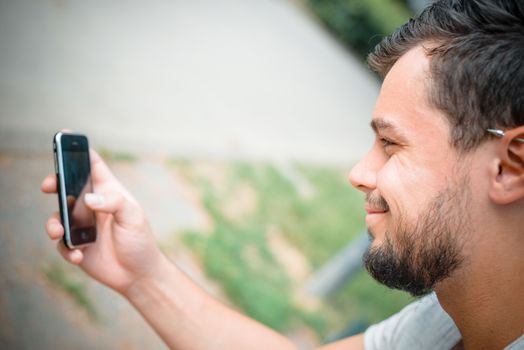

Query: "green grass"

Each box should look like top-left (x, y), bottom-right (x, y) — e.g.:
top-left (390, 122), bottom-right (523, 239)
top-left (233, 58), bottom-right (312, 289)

top-left (98, 147), bottom-right (138, 163)
top-left (173, 159), bottom-right (413, 339)
top-left (184, 227), bottom-right (305, 331)
top-left (43, 261), bottom-right (98, 321)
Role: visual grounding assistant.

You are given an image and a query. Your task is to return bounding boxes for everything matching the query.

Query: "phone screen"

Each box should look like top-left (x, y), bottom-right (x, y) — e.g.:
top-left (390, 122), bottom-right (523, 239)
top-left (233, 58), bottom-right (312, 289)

top-left (56, 133), bottom-right (97, 247)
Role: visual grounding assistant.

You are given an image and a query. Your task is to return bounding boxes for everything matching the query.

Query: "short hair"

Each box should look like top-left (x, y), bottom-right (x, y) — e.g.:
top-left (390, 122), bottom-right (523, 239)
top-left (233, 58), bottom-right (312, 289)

top-left (368, 0), bottom-right (524, 151)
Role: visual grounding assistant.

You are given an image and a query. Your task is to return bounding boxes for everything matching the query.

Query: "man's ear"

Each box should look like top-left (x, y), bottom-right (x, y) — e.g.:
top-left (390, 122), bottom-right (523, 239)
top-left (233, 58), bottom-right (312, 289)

top-left (489, 126), bottom-right (524, 205)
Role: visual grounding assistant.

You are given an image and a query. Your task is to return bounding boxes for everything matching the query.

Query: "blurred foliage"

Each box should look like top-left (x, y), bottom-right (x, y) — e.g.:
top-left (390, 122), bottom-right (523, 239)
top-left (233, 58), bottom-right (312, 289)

top-left (173, 159), bottom-right (414, 340)
top-left (43, 261), bottom-right (98, 321)
top-left (306, 0), bottom-right (412, 65)
top-left (329, 270), bottom-right (414, 327)
top-left (183, 162), bottom-right (330, 334)
top-left (98, 147), bottom-right (138, 163)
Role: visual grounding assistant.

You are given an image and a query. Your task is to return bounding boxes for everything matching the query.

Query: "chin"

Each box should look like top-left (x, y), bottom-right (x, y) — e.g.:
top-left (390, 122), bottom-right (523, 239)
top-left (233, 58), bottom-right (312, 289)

top-left (366, 230), bottom-right (384, 248)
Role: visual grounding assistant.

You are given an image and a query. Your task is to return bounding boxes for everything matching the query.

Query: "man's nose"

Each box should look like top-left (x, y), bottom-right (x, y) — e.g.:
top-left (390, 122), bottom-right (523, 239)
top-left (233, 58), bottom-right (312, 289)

top-left (348, 150), bottom-right (379, 193)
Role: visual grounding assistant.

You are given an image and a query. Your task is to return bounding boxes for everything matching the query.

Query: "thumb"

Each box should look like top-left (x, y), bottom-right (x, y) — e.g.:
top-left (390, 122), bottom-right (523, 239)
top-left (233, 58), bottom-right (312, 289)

top-left (85, 192), bottom-right (143, 226)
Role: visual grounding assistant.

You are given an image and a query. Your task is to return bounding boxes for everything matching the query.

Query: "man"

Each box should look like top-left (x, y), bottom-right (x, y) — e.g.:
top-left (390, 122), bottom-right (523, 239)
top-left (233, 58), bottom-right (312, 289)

top-left (41, 0), bottom-right (524, 349)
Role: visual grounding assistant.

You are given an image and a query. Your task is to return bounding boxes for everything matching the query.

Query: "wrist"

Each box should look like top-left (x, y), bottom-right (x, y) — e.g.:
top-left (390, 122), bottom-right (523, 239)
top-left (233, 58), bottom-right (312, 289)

top-left (121, 254), bottom-right (211, 338)
top-left (122, 253), bottom-right (175, 302)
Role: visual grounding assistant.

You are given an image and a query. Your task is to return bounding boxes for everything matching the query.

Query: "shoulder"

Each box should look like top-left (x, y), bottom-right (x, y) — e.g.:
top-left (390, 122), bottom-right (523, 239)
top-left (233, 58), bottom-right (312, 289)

top-left (364, 293), bottom-right (461, 350)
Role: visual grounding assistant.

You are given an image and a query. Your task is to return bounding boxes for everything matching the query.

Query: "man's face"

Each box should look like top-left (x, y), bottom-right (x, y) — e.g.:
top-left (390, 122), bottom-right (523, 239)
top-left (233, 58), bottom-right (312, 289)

top-left (349, 46), bottom-right (475, 296)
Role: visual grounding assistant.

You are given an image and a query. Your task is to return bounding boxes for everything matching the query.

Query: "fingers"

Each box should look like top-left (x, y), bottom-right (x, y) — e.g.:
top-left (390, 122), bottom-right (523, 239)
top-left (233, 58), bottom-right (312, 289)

top-left (46, 212), bottom-right (64, 240)
top-left (56, 241), bottom-right (84, 265)
top-left (41, 174), bottom-right (57, 193)
top-left (89, 149), bottom-right (135, 199)
top-left (85, 191), bottom-right (142, 226)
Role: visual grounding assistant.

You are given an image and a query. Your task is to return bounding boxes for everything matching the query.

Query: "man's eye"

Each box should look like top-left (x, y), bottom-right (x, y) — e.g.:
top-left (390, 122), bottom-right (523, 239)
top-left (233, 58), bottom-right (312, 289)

top-left (379, 137), bottom-right (396, 148)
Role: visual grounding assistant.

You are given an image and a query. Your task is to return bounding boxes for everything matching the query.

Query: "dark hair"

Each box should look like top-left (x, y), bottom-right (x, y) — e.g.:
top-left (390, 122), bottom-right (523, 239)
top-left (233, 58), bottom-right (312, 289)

top-left (368, 0), bottom-right (524, 151)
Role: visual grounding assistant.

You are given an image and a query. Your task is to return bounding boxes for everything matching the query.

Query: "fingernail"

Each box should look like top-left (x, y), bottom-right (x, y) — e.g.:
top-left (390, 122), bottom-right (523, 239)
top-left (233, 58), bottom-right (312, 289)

top-left (85, 193), bottom-right (105, 207)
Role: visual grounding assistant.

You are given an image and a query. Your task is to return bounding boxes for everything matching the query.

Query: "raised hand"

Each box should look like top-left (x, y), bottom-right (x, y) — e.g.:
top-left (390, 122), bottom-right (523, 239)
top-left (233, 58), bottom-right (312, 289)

top-left (42, 149), bottom-right (168, 295)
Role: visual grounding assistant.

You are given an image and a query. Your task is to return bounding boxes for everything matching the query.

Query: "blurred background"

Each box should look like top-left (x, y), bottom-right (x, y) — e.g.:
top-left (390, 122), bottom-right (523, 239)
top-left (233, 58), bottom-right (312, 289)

top-left (0, 0), bottom-right (429, 349)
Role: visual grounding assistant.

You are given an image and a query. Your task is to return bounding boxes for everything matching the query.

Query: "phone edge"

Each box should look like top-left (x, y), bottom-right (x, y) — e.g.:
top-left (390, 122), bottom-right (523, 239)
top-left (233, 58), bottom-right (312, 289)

top-left (54, 131), bottom-right (75, 249)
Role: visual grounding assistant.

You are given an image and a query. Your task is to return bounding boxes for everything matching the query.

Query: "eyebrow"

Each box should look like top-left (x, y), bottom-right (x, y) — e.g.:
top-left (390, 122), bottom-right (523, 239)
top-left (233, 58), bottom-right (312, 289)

top-left (370, 118), bottom-right (406, 138)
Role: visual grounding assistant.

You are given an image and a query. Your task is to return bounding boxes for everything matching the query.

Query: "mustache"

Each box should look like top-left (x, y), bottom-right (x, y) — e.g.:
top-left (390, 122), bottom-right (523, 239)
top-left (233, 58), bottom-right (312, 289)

top-left (366, 192), bottom-right (390, 211)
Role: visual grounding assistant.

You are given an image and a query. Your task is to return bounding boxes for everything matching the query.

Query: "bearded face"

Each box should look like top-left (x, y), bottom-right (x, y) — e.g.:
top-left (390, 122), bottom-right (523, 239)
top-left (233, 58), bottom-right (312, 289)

top-left (362, 177), bottom-right (470, 297)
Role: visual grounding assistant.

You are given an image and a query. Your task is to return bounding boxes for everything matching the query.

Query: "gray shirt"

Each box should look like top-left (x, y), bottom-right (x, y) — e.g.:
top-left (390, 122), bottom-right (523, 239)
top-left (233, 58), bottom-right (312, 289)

top-left (364, 293), bottom-right (524, 350)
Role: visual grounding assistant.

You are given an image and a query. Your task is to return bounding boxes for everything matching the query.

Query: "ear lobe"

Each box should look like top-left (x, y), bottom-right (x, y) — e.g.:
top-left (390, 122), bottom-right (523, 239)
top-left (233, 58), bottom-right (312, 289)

top-left (489, 127), bottom-right (524, 205)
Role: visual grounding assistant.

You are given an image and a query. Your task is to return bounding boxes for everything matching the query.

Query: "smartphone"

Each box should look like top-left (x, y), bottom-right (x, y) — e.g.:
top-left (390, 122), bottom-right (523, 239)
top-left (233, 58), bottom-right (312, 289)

top-left (53, 132), bottom-right (97, 249)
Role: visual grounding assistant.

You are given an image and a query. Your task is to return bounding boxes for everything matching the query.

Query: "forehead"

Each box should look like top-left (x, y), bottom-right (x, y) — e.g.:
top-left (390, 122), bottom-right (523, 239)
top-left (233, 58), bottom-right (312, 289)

top-left (372, 46), bottom-right (450, 140)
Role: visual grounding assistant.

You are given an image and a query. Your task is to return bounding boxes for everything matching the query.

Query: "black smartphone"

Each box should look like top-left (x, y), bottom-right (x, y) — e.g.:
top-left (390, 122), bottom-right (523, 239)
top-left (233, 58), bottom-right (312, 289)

top-left (53, 132), bottom-right (97, 249)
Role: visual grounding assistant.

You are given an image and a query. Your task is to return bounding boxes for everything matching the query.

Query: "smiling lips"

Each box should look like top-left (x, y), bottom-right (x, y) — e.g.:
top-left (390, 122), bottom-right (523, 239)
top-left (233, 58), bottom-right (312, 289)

top-left (365, 206), bottom-right (389, 229)
top-left (365, 206), bottom-right (389, 215)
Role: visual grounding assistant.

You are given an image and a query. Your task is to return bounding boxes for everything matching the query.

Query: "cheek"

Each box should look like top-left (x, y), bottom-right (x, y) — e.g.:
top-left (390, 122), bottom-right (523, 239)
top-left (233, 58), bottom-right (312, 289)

top-left (376, 156), bottom-right (445, 223)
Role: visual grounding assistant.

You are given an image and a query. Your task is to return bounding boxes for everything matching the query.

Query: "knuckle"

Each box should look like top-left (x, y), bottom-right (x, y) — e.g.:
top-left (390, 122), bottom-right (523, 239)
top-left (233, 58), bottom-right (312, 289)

top-left (109, 190), bottom-right (126, 208)
top-left (135, 206), bottom-right (146, 222)
top-left (126, 201), bottom-right (147, 225)
top-left (120, 192), bottom-right (140, 212)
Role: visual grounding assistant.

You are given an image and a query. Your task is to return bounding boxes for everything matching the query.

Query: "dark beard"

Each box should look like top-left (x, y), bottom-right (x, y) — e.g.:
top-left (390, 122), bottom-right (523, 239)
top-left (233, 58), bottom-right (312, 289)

top-left (363, 183), bottom-right (469, 297)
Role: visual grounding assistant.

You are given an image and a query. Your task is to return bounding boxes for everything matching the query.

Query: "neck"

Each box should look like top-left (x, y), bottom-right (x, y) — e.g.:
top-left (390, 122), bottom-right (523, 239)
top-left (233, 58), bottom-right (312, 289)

top-left (434, 227), bottom-right (524, 350)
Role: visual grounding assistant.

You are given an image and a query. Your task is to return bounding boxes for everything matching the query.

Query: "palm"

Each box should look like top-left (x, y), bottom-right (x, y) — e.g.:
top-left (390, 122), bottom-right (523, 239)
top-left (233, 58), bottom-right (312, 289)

top-left (74, 153), bottom-right (162, 294)
top-left (78, 214), bottom-right (144, 293)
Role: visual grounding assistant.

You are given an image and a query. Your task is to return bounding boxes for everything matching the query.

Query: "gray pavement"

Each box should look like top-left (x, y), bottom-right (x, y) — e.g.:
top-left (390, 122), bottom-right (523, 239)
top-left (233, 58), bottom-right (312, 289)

top-left (0, 0), bottom-right (377, 164)
top-left (0, 0), bottom-right (379, 348)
